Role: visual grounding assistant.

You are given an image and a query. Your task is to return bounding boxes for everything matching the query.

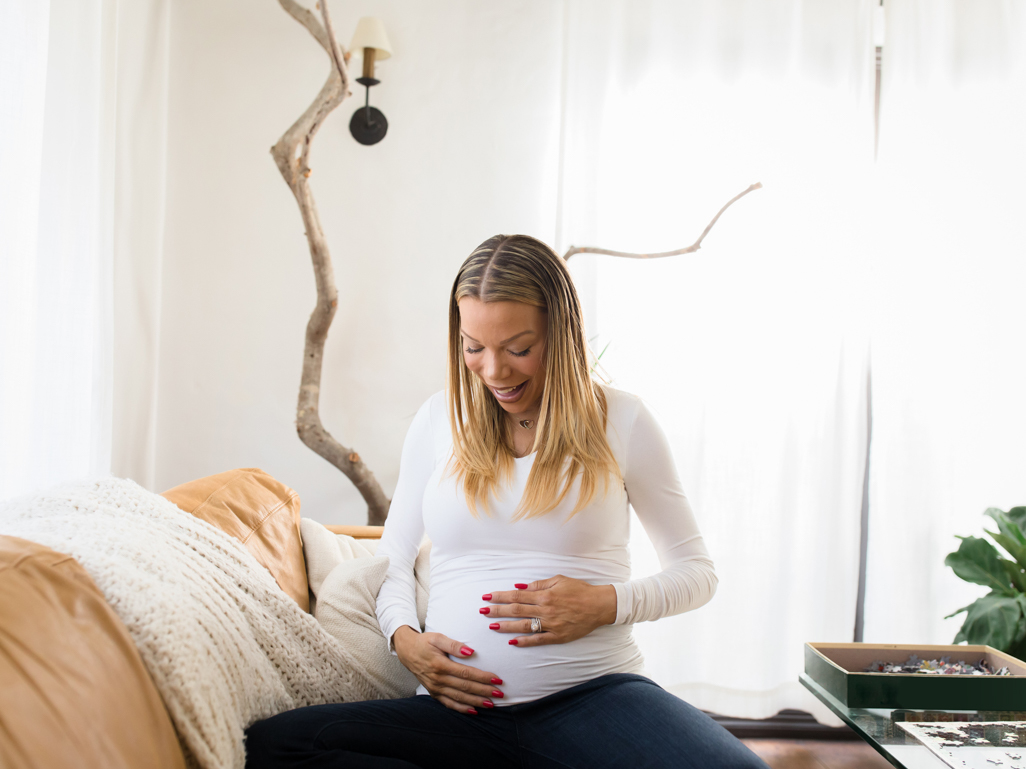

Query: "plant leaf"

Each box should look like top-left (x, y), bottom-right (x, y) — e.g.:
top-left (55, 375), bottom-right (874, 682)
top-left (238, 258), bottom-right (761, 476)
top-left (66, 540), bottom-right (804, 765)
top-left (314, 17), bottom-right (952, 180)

top-left (1012, 596), bottom-right (1026, 653)
top-left (1016, 615), bottom-right (1026, 649)
top-left (945, 536), bottom-right (1016, 595)
top-left (1002, 557), bottom-right (1026, 594)
top-left (945, 602), bottom-right (975, 620)
top-left (1008, 507), bottom-right (1026, 538)
top-left (988, 530), bottom-right (1026, 572)
top-left (955, 594), bottom-right (1024, 651)
top-left (985, 508), bottom-right (1026, 547)
top-left (1009, 633), bottom-right (1026, 663)
top-left (1001, 558), bottom-right (1026, 594)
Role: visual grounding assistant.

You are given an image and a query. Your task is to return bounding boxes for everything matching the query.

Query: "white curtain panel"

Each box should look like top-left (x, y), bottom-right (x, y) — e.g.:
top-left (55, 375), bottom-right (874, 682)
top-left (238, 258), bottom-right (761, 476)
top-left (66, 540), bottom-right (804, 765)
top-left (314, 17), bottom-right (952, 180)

top-left (0, 0), bottom-right (169, 502)
top-left (560, 0), bottom-right (877, 721)
top-left (110, 0), bottom-right (171, 491)
top-left (863, 1), bottom-right (1026, 645)
top-left (0, 0), bottom-right (116, 501)
top-left (0, 2), bottom-right (51, 497)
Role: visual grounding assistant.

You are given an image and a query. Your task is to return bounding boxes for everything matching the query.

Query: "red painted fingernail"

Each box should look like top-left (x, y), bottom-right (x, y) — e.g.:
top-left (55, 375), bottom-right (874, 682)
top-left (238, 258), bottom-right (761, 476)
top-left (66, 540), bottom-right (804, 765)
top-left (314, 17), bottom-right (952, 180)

top-left (489, 623), bottom-right (500, 630)
top-left (479, 607), bottom-right (490, 615)
top-left (509, 639), bottom-right (519, 646)
top-left (491, 677), bottom-right (503, 685)
top-left (515, 583), bottom-right (529, 589)
top-left (460, 646), bottom-right (474, 656)
top-left (482, 593), bottom-right (492, 600)
top-left (467, 707), bottom-right (478, 715)
top-left (481, 700), bottom-right (495, 708)
top-left (492, 690), bottom-right (504, 698)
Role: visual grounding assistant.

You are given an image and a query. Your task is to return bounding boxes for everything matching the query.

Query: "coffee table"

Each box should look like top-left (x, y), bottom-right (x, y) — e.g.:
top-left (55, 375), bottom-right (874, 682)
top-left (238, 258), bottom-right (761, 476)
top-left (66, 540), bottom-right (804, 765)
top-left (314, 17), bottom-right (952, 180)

top-left (800, 673), bottom-right (1026, 769)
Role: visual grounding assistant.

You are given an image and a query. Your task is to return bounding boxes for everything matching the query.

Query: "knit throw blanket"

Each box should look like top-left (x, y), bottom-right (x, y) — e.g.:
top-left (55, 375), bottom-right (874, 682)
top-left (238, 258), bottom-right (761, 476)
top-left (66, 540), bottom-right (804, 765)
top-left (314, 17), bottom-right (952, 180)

top-left (0, 477), bottom-right (383, 769)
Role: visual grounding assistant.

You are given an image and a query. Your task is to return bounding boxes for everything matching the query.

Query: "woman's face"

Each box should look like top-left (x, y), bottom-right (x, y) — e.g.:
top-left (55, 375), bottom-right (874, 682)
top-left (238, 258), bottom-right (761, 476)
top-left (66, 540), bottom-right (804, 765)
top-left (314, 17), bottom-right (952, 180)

top-left (458, 297), bottom-right (547, 417)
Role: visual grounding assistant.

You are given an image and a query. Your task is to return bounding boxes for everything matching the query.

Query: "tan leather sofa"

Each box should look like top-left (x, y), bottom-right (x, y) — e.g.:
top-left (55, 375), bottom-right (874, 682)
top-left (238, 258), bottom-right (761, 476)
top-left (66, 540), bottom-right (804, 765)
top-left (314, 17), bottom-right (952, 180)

top-left (0, 468), bottom-right (382, 769)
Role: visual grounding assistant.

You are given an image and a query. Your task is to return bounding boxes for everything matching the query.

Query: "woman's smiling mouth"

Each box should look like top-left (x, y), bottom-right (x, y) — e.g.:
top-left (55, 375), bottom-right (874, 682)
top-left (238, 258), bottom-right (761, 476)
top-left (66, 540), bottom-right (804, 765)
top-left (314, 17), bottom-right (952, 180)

top-left (491, 381), bottom-right (528, 402)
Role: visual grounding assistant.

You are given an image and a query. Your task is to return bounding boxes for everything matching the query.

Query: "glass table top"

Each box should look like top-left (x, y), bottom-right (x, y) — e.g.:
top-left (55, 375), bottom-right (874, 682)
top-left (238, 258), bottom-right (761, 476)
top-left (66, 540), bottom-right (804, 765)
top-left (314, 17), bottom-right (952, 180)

top-left (799, 673), bottom-right (1026, 769)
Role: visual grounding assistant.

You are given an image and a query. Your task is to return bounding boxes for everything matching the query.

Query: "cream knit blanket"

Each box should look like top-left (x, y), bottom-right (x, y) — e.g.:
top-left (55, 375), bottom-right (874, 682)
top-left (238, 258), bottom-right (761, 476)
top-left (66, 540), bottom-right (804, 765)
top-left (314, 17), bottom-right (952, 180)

top-left (0, 477), bottom-right (384, 769)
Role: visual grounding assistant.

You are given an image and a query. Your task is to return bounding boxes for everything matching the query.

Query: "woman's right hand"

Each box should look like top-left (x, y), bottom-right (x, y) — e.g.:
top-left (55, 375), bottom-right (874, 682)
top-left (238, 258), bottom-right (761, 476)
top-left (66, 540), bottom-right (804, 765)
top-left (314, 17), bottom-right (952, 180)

top-left (392, 625), bottom-right (504, 714)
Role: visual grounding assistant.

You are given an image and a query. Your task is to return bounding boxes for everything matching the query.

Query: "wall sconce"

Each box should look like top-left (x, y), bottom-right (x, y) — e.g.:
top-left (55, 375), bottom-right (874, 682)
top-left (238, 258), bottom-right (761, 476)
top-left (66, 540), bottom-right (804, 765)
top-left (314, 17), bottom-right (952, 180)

top-left (348, 18), bottom-right (393, 146)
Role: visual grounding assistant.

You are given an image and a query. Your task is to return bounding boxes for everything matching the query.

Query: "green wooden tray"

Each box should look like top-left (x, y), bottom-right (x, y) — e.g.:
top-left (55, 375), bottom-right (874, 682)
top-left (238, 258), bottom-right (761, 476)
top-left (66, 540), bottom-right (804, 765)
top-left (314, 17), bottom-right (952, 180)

top-left (804, 642), bottom-right (1026, 710)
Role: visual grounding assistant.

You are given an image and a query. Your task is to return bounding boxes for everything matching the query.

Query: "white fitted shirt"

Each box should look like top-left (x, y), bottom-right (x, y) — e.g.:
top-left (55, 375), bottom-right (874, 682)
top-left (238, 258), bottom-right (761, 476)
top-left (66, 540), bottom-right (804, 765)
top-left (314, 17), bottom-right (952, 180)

top-left (375, 385), bottom-right (717, 705)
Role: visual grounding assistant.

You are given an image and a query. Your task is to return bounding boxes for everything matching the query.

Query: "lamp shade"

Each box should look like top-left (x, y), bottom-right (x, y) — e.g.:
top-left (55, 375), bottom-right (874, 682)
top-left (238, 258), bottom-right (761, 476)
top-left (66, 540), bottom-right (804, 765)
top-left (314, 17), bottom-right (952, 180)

top-left (349, 17), bottom-right (392, 60)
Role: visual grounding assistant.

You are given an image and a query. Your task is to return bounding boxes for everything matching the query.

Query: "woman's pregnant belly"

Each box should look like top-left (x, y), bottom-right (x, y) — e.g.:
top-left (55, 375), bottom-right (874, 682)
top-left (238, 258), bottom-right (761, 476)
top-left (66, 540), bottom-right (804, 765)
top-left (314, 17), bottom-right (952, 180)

top-left (424, 564), bottom-right (645, 705)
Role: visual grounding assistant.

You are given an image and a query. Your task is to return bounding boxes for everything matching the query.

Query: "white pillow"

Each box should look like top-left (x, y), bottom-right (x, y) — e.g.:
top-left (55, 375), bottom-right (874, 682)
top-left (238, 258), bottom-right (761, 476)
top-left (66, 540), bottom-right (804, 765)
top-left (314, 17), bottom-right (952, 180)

top-left (300, 518), bottom-right (430, 699)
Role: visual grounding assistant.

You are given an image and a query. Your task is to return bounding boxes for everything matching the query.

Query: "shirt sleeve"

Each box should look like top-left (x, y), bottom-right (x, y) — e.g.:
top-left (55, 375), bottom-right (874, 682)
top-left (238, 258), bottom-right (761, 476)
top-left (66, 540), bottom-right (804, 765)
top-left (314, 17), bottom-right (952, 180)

top-left (610, 398), bottom-right (718, 625)
top-left (375, 397), bottom-right (436, 649)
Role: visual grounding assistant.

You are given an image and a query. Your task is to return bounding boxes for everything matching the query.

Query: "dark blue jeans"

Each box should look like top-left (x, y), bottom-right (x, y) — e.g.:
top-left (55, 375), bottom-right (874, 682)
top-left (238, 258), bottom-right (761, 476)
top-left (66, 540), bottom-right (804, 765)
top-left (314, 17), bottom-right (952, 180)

top-left (245, 674), bottom-right (768, 769)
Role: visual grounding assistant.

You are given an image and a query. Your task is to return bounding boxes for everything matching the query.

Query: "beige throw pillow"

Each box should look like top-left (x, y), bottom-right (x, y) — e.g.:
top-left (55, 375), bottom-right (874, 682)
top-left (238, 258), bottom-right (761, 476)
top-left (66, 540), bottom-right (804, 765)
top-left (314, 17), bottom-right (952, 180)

top-left (162, 468), bottom-right (310, 612)
top-left (300, 518), bottom-right (430, 700)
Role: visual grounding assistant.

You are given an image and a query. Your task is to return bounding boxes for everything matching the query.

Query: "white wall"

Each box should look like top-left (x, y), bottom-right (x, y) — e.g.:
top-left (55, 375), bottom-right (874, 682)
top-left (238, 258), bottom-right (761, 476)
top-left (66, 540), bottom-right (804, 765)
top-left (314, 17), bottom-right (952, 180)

top-left (156, 0), bottom-right (564, 523)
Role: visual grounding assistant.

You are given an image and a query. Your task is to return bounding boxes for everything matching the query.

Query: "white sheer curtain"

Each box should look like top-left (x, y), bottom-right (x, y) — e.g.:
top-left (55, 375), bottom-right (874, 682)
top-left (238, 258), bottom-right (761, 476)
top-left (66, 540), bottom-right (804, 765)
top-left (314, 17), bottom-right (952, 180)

top-left (863, 1), bottom-right (1026, 645)
top-left (0, 0), bottom-right (116, 500)
top-left (110, 0), bottom-right (171, 491)
top-left (0, 0), bottom-right (169, 502)
top-left (0, 4), bottom-right (50, 495)
top-left (559, 0), bottom-right (877, 721)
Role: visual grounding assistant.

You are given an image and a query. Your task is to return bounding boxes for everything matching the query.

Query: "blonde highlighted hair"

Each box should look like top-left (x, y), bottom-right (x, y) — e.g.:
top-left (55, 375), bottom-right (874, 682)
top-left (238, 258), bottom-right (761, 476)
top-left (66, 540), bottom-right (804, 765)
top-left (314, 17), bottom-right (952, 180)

top-left (447, 234), bottom-right (620, 520)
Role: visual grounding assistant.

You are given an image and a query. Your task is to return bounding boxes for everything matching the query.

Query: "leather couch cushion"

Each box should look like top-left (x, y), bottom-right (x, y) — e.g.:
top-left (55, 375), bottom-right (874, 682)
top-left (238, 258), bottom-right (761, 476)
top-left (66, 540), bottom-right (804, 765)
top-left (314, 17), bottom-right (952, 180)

top-left (161, 468), bottom-right (310, 612)
top-left (0, 535), bottom-right (186, 769)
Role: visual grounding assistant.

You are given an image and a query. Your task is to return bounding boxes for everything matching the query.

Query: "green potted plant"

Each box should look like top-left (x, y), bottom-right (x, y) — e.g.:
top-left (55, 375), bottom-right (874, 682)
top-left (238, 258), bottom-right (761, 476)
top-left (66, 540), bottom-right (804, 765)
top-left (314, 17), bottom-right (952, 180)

top-left (945, 506), bottom-right (1026, 660)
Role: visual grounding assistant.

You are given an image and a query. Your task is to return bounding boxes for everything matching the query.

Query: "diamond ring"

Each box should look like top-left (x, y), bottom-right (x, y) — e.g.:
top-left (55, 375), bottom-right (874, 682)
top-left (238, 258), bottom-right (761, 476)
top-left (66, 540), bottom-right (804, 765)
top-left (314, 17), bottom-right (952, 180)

top-left (530, 617), bottom-right (542, 633)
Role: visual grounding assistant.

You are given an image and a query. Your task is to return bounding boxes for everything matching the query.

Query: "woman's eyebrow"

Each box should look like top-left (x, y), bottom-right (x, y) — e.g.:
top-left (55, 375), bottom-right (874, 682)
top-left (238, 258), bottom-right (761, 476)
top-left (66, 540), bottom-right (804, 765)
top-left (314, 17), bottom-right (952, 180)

top-left (460, 329), bottom-right (535, 345)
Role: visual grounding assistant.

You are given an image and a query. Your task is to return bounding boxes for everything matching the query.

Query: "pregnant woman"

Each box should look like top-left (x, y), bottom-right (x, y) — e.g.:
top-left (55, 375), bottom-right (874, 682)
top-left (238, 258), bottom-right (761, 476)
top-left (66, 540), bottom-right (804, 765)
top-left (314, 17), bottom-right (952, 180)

top-left (246, 235), bottom-right (767, 768)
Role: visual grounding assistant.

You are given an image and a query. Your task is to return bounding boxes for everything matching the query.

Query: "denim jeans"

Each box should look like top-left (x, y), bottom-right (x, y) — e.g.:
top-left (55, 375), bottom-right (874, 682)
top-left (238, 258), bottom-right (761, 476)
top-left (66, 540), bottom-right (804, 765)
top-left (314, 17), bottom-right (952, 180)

top-left (245, 673), bottom-right (768, 769)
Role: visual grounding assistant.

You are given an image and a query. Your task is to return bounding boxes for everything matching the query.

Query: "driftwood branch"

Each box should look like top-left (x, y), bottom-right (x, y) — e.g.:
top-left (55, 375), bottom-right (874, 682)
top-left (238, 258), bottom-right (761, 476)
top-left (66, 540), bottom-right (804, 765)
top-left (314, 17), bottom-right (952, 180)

top-left (278, 0), bottom-right (330, 52)
top-left (562, 182), bottom-right (762, 261)
top-left (271, 0), bottom-right (391, 525)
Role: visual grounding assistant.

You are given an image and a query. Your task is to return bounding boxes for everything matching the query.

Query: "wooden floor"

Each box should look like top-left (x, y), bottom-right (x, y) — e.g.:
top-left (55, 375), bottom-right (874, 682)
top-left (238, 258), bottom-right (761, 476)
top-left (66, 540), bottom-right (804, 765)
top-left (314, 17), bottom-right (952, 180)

top-left (742, 739), bottom-right (894, 769)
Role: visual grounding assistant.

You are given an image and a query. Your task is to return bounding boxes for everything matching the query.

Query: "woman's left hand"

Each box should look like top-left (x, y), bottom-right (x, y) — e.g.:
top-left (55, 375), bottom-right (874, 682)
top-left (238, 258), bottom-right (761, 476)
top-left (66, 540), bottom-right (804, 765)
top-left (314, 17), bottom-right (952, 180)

top-left (481, 575), bottom-right (617, 647)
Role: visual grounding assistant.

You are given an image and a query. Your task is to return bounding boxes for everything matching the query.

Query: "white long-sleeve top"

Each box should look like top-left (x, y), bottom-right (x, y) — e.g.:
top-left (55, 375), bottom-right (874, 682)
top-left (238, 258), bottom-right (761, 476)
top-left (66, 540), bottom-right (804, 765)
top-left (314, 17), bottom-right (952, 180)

top-left (375, 385), bottom-right (717, 705)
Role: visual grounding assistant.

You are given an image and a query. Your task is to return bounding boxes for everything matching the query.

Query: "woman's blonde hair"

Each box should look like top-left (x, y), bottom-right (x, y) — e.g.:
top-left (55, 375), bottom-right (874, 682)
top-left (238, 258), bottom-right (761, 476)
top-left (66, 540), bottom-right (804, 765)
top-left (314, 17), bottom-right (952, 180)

top-left (447, 234), bottom-right (621, 520)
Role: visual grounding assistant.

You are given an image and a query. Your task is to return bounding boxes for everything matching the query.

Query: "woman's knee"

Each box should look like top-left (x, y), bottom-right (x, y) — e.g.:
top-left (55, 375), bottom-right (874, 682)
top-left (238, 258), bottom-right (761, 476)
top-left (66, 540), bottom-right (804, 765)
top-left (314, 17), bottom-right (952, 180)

top-left (244, 706), bottom-right (338, 769)
top-left (596, 678), bottom-right (769, 768)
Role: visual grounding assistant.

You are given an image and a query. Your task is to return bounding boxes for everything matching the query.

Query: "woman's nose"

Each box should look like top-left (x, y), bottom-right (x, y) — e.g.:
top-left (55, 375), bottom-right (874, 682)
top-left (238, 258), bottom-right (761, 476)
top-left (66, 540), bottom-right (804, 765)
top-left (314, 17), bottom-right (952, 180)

top-left (484, 351), bottom-right (507, 382)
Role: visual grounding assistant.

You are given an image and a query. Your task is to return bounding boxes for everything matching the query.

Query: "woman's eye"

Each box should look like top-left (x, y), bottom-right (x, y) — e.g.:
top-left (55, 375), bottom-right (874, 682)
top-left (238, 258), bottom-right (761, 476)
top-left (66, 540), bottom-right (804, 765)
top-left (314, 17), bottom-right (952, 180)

top-left (464, 346), bottom-right (483, 354)
top-left (509, 348), bottom-right (531, 358)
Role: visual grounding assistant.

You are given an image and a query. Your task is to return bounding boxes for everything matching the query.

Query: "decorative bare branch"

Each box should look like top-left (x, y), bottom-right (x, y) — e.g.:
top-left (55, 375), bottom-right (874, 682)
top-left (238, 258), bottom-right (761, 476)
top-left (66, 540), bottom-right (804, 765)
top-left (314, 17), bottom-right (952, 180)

top-left (278, 0), bottom-right (330, 52)
top-left (271, 0), bottom-right (391, 525)
top-left (317, 0), bottom-right (348, 83)
top-left (562, 182), bottom-right (762, 261)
